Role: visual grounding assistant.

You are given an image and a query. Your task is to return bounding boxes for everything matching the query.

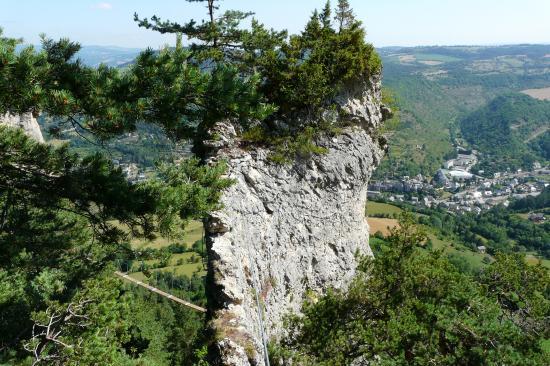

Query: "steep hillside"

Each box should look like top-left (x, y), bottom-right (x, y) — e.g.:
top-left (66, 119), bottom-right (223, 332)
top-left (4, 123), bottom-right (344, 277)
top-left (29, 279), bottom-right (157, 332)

top-left (460, 93), bottom-right (550, 174)
top-left (375, 44), bottom-right (550, 178)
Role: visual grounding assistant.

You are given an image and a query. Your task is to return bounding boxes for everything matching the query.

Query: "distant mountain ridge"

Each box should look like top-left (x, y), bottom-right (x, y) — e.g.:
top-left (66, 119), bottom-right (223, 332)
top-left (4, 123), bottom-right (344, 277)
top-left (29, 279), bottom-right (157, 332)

top-left (75, 45), bottom-right (142, 67)
top-left (16, 44), bottom-right (142, 67)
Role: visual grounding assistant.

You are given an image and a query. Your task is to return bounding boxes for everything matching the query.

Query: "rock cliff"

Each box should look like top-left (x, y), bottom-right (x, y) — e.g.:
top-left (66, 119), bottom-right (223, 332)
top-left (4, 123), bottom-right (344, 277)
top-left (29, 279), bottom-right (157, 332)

top-left (204, 75), bottom-right (387, 366)
top-left (0, 112), bottom-right (45, 142)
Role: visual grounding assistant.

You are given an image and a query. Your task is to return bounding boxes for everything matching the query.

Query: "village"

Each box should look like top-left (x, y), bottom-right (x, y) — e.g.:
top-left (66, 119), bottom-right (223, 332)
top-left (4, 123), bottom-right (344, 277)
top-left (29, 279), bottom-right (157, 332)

top-left (369, 147), bottom-right (549, 220)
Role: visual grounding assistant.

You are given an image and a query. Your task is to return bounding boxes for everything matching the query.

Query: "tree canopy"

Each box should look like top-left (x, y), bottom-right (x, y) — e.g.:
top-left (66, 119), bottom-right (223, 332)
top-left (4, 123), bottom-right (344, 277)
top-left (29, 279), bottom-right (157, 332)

top-left (275, 214), bottom-right (550, 365)
top-left (135, 0), bottom-right (381, 118)
top-left (0, 126), bottom-right (231, 364)
top-left (0, 29), bottom-right (273, 142)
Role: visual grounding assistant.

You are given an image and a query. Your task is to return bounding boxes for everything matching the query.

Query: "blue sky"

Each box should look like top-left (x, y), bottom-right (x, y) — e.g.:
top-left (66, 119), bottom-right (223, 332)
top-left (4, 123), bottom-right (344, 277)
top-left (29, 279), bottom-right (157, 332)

top-left (2, 0), bottom-right (550, 48)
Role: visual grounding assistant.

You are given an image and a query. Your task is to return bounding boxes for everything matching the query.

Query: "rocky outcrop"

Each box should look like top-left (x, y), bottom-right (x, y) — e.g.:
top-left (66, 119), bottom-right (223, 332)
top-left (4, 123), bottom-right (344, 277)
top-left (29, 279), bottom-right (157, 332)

top-left (205, 75), bottom-right (387, 366)
top-left (0, 112), bottom-right (44, 142)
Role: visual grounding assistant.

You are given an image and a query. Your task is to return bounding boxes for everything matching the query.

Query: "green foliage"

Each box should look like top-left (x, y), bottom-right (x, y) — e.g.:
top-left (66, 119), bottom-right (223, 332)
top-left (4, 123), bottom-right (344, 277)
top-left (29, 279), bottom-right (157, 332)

top-left (406, 200), bottom-right (550, 259)
top-left (122, 272), bottom-right (208, 365)
top-left (510, 185), bottom-right (550, 212)
top-left (449, 206), bottom-right (550, 256)
top-left (134, 1), bottom-right (381, 134)
top-left (256, 1), bottom-right (380, 116)
top-left (480, 252), bottom-right (550, 339)
top-left (22, 276), bottom-right (133, 365)
top-left (334, 0), bottom-right (355, 32)
top-left (377, 87), bottom-right (400, 134)
top-left (372, 73), bottom-right (457, 178)
top-left (530, 130), bottom-right (550, 160)
top-left (460, 93), bottom-right (550, 174)
top-left (0, 126), bottom-right (229, 364)
top-left (243, 124), bottom-right (332, 163)
top-left (135, 0), bottom-right (256, 64)
top-left (280, 214), bottom-right (550, 365)
top-left (0, 29), bottom-right (272, 142)
top-left (147, 158), bottom-right (233, 235)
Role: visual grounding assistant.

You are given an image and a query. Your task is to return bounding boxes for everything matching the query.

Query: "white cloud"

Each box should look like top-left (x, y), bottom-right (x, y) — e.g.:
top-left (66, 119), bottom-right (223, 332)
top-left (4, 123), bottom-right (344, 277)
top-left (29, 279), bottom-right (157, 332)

top-left (93, 2), bottom-right (113, 10)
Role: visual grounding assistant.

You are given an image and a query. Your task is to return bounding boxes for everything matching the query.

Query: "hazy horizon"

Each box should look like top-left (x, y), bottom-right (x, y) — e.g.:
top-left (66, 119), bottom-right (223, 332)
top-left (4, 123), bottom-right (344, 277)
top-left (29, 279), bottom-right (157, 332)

top-left (2, 0), bottom-right (550, 49)
top-left (16, 43), bottom-right (550, 51)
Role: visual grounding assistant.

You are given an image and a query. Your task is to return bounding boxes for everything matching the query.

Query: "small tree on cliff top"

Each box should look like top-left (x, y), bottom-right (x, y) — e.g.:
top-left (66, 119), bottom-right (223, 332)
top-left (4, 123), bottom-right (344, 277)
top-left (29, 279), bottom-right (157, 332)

top-left (135, 0), bottom-right (381, 118)
top-left (135, 0), bottom-right (258, 63)
top-left (335, 0), bottom-right (355, 32)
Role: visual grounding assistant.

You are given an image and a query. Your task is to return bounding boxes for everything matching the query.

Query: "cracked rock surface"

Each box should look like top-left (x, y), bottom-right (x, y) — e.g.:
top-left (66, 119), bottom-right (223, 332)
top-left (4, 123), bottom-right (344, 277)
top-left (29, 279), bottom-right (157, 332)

top-left (0, 112), bottom-right (44, 143)
top-left (205, 75), bottom-right (386, 366)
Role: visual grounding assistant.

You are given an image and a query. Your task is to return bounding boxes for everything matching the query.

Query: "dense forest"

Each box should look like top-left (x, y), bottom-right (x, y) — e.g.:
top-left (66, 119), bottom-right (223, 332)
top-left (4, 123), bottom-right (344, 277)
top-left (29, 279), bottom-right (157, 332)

top-left (426, 206), bottom-right (550, 258)
top-left (460, 93), bottom-right (550, 174)
top-left (369, 197), bottom-right (550, 264)
top-left (1, 0), bottom-right (549, 365)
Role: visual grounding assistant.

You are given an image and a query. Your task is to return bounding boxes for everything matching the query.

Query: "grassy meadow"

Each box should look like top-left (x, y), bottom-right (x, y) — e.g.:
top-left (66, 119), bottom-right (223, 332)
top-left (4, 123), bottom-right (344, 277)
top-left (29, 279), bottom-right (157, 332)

top-left (126, 221), bottom-right (207, 282)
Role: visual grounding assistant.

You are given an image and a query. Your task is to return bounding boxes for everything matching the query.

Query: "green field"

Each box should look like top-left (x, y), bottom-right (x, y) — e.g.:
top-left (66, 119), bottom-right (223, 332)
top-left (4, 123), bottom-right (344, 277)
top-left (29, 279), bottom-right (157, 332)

top-left (366, 201), bottom-right (403, 216)
top-left (525, 253), bottom-right (550, 269)
top-left (130, 263), bottom-right (206, 281)
top-left (127, 221), bottom-right (206, 281)
top-left (429, 233), bottom-right (487, 268)
top-left (130, 252), bottom-right (203, 271)
top-left (154, 263), bottom-right (205, 277)
top-left (130, 220), bottom-right (204, 250)
top-left (365, 200), bottom-right (488, 272)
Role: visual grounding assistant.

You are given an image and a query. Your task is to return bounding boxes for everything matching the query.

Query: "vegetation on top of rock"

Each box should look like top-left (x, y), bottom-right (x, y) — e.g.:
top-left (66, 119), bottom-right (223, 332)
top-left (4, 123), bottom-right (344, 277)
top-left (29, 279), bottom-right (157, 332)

top-left (135, 0), bottom-right (382, 163)
top-left (136, 0), bottom-right (381, 119)
top-left (3, 1), bottom-right (381, 161)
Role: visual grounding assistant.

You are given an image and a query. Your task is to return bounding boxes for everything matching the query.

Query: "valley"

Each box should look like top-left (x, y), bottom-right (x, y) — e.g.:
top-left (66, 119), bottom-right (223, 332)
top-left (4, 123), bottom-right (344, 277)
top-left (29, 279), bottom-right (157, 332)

top-left (366, 45), bottom-right (550, 276)
top-left (376, 44), bottom-right (550, 178)
top-left (2, 0), bottom-right (549, 361)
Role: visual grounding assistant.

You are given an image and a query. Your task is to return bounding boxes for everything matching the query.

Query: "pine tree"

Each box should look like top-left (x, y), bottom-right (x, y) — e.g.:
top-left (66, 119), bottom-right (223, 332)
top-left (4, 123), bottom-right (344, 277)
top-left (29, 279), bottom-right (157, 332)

top-left (320, 1), bottom-right (332, 29)
top-left (335, 0), bottom-right (355, 32)
top-left (0, 125), bottom-right (233, 363)
top-left (132, 1), bottom-right (381, 123)
top-left (277, 214), bottom-right (550, 365)
top-left (0, 29), bottom-right (273, 141)
top-left (134, 0), bottom-right (254, 62)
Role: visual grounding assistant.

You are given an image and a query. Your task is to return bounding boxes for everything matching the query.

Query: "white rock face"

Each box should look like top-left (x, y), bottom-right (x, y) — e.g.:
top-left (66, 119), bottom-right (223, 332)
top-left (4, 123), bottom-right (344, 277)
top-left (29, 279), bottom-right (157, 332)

top-left (0, 112), bottom-right (45, 143)
top-left (205, 75), bottom-right (386, 366)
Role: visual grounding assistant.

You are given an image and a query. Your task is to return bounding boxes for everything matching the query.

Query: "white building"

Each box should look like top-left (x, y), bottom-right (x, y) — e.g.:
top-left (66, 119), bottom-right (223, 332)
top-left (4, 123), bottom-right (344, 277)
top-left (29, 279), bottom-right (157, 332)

top-left (448, 170), bottom-right (473, 180)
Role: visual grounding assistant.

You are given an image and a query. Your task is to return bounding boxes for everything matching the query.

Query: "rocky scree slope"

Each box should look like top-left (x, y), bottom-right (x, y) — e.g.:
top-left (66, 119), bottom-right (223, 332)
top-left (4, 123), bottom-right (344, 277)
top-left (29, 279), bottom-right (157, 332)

top-left (203, 74), bottom-right (389, 366)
